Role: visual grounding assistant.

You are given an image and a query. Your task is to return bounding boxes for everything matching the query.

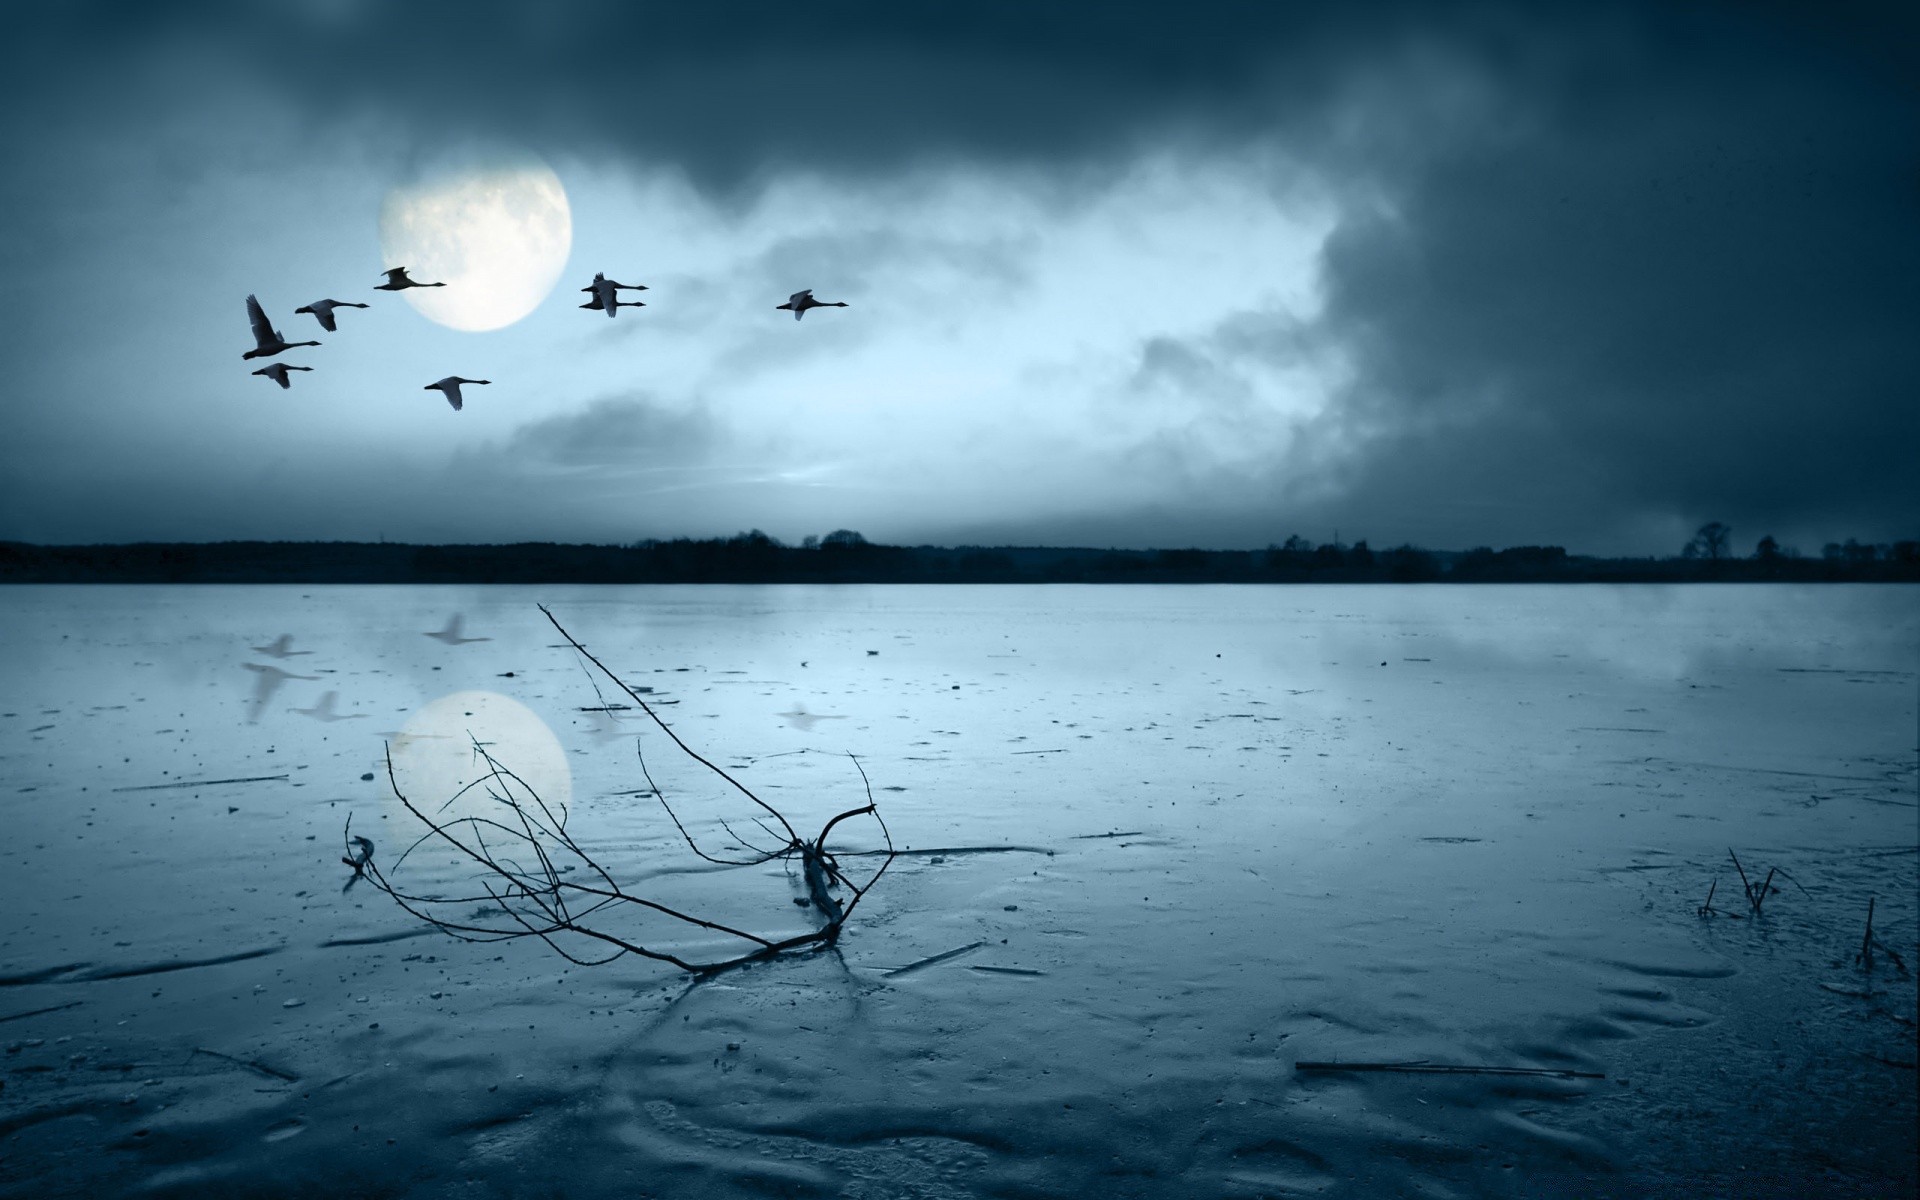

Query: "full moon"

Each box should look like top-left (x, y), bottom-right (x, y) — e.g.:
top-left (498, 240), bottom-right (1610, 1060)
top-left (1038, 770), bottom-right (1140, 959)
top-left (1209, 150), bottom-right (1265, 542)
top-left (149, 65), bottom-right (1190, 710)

top-left (386, 690), bottom-right (572, 829)
top-left (378, 160), bottom-right (572, 332)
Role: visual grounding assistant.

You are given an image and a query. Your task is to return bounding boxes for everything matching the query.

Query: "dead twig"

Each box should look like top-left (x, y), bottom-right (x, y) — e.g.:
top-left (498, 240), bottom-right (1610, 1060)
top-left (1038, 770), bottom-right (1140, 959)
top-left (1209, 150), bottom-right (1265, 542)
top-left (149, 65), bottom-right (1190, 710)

top-left (112, 773), bottom-right (288, 793)
top-left (344, 608), bottom-right (896, 978)
top-left (1852, 895), bottom-right (1911, 976)
top-left (1294, 1060), bottom-right (1604, 1080)
top-left (190, 1046), bottom-right (298, 1083)
top-left (885, 941), bottom-right (988, 977)
top-left (1728, 848), bottom-right (1778, 915)
top-left (0, 1000), bottom-right (84, 1024)
top-left (1697, 877), bottom-right (1743, 920)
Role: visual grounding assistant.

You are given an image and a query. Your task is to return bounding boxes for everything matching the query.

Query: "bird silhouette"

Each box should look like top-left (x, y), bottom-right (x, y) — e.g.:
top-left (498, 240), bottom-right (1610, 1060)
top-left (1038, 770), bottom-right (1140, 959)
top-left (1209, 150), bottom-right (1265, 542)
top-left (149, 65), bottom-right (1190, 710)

top-left (294, 299), bottom-right (369, 332)
top-left (243, 662), bottom-right (318, 723)
top-left (291, 691), bottom-right (366, 722)
top-left (251, 363), bottom-right (312, 389)
top-left (776, 289), bottom-right (848, 321)
top-left (242, 294), bottom-right (321, 360)
top-left (579, 272), bottom-right (648, 318)
top-left (425, 614), bottom-right (491, 645)
top-left (375, 267), bottom-right (445, 291)
top-left (251, 634), bottom-right (311, 659)
top-left (424, 376), bottom-right (489, 411)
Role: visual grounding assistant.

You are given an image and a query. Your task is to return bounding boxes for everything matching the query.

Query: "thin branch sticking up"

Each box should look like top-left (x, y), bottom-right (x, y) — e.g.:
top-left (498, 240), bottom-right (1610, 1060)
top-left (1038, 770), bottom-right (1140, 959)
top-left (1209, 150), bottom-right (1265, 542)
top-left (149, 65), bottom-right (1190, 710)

top-left (1728, 848), bottom-right (1778, 915)
top-left (344, 608), bottom-right (896, 977)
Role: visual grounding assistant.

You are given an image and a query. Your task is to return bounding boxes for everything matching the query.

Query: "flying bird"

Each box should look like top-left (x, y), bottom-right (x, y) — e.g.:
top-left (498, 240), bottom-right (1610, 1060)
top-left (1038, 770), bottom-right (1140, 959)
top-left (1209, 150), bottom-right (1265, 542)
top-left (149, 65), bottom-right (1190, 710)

top-left (251, 634), bottom-right (311, 659)
top-left (424, 376), bottom-right (489, 411)
top-left (426, 614), bottom-right (491, 645)
top-left (579, 272), bottom-right (648, 318)
top-left (241, 294), bottom-right (321, 360)
top-left (294, 299), bottom-right (369, 332)
top-left (291, 691), bottom-right (366, 723)
top-left (242, 662), bottom-right (318, 723)
top-left (376, 267), bottom-right (445, 291)
top-left (251, 363), bottom-right (312, 389)
top-left (580, 292), bottom-right (645, 317)
top-left (776, 289), bottom-right (848, 321)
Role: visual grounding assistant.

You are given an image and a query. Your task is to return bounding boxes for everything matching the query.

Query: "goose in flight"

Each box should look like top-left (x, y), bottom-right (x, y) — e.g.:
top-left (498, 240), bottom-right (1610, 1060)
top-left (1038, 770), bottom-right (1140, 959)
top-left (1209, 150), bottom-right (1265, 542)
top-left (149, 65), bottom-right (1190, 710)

top-left (580, 272), bottom-right (648, 318)
top-left (291, 690), bottom-right (366, 723)
top-left (376, 267), bottom-right (445, 291)
top-left (251, 634), bottom-right (311, 659)
top-left (294, 299), bottom-right (369, 332)
top-left (776, 289), bottom-right (848, 321)
top-left (242, 294), bottom-right (321, 360)
top-left (424, 376), bottom-right (489, 411)
top-left (425, 614), bottom-right (491, 645)
top-left (251, 363), bottom-right (312, 389)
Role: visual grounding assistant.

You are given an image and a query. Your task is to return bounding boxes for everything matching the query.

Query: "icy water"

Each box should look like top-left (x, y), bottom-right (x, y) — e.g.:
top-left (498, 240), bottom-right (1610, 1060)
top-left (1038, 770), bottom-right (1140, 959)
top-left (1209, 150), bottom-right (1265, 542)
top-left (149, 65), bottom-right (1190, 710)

top-left (1, 584), bottom-right (1914, 1199)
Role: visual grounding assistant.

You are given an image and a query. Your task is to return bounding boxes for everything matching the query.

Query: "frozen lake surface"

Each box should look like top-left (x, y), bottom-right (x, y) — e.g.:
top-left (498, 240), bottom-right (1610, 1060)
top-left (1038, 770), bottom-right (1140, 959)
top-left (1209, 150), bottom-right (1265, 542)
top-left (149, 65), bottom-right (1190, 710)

top-left (1, 584), bottom-right (1914, 1198)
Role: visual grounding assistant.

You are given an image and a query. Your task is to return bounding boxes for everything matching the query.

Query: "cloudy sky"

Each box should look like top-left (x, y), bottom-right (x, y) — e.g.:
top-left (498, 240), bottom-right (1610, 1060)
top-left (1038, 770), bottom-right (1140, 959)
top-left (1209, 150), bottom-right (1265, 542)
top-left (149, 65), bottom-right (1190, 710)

top-left (0, 1), bottom-right (1912, 554)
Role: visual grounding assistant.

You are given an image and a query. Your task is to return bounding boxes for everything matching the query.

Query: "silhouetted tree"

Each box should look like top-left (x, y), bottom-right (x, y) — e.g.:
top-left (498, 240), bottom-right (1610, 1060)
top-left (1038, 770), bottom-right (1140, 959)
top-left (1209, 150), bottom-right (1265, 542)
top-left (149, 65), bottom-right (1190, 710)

top-left (1451, 547), bottom-right (1495, 578)
top-left (1684, 522), bottom-right (1732, 560)
top-left (800, 535), bottom-right (820, 551)
top-left (731, 529), bottom-right (782, 548)
top-left (1754, 535), bottom-right (1780, 561)
top-left (1385, 545), bottom-right (1439, 581)
top-left (821, 529), bottom-right (868, 548)
top-left (1348, 540), bottom-right (1375, 568)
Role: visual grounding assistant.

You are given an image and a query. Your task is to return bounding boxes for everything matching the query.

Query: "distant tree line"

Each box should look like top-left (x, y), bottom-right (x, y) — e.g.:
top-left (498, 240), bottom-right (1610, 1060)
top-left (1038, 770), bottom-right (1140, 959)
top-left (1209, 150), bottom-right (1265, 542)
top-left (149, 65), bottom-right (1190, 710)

top-left (1, 527), bottom-right (1914, 584)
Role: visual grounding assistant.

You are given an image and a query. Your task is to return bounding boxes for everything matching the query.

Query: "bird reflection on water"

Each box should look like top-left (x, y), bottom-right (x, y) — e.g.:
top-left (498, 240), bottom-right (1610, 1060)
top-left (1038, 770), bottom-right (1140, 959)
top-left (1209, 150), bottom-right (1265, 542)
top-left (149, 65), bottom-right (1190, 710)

top-left (241, 661), bottom-right (316, 723)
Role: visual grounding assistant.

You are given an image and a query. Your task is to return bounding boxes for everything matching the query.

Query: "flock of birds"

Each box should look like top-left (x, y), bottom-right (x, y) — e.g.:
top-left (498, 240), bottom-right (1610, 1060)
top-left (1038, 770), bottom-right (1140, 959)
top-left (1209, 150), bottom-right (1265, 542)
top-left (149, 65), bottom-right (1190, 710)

top-left (242, 267), bottom-right (849, 408)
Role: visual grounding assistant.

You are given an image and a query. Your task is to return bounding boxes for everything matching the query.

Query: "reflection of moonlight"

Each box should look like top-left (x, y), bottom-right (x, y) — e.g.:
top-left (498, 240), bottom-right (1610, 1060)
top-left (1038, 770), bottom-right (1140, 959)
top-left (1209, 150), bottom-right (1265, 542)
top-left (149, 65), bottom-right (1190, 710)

top-left (378, 160), bottom-right (571, 332)
top-left (387, 691), bottom-right (571, 828)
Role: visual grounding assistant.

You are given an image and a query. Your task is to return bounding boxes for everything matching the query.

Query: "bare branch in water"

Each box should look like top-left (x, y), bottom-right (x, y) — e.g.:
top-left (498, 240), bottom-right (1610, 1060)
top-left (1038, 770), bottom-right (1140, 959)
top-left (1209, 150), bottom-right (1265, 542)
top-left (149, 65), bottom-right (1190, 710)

top-left (345, 608), bottom-right (896, 977)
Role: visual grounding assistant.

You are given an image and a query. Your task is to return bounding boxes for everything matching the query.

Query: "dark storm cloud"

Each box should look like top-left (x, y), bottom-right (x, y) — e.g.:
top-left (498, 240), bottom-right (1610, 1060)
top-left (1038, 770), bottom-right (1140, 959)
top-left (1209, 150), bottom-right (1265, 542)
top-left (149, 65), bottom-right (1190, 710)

top-left (1, 0), bottom-right (1913, 550)
top-left (1, 2), bottom-right (1373, 187)
top-left (1279, 7), bottom-right (1920, 553)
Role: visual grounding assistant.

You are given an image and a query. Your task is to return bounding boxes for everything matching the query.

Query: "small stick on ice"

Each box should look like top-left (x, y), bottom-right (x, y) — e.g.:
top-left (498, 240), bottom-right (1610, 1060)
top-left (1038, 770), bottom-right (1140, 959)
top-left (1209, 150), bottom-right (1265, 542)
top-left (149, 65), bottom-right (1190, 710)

top-left (190, 1046), bottom-right (299, 1083)
top-left (111, 773), bottom-right (289, 793)
top-left (1856, 896), bottom-right (1876, 968)
top-left (885, 941), bottom-right (988, 977)
top-left (1294, 1061), bottom-right (1604, 1080)
top-left (0, 999), bottom-right (84, 1024)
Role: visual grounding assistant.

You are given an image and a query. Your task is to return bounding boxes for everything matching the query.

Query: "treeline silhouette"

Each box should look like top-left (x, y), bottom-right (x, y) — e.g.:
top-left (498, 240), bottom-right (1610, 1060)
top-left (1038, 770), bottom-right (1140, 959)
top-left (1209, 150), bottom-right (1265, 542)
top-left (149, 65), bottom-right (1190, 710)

top-left (3, 527), bottom-right (1915, 584)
